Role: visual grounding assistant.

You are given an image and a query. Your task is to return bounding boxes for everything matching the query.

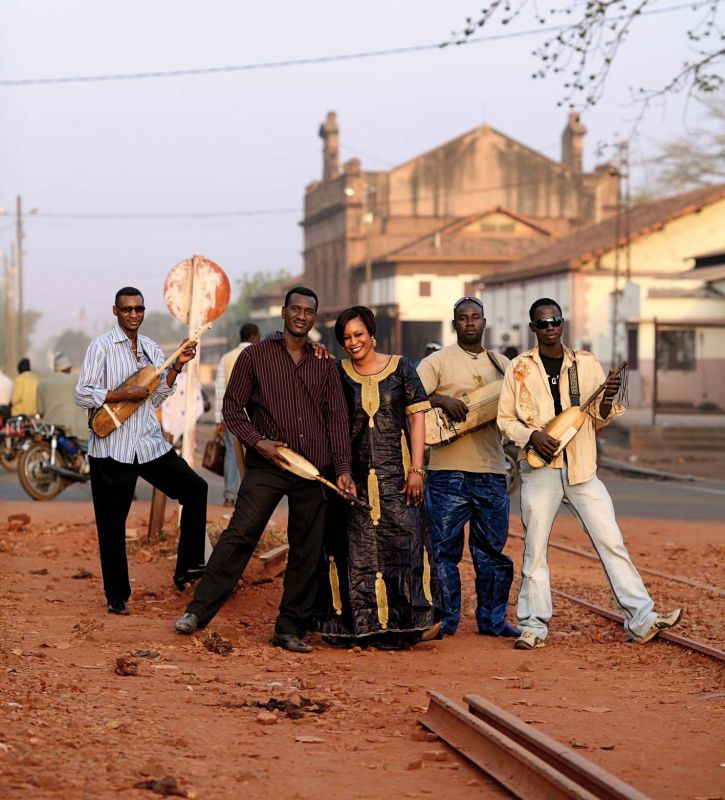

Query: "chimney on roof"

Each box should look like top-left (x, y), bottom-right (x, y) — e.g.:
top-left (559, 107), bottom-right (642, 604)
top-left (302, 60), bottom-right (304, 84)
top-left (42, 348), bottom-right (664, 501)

top-left (319, 111), bottom-right (340, 183)
top-left (561, 112), bottom-right (587, 173)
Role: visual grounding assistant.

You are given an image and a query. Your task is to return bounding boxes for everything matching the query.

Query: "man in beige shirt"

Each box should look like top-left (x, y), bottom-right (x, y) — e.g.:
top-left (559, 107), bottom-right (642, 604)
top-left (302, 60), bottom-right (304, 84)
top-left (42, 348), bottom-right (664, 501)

top-left (37, 353), bottom-right (88, 439)
top-left (418, 296), bottom-right (518, 638)
top-left (498, 297), bottom-right (681, 650)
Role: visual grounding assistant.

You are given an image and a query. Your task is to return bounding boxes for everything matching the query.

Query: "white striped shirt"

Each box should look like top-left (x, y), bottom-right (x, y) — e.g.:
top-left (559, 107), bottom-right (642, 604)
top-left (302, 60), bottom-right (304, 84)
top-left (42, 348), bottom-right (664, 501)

top-left (75, 324), bottom-right (175, 463)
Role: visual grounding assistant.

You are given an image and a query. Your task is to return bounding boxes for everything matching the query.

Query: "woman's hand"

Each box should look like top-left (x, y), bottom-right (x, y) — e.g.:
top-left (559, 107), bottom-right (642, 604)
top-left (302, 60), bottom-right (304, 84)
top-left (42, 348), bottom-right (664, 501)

top-left (400, 471), bottom-right (425, 506)
top-left (312, 342), bottom-right (335, 360)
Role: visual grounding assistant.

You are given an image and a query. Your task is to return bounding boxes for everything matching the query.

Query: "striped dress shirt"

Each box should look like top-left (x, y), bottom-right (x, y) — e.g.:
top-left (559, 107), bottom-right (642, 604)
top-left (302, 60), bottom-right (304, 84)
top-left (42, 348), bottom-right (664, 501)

top-left (223, 332), bottom-right (352, 476)
top-left (75, 324), bottom-right (175, 464)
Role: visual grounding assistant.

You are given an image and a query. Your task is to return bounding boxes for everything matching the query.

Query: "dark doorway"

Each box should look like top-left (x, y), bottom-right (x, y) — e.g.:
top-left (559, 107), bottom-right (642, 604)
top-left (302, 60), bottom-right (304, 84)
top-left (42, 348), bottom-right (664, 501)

top-left (402, 321), bottom-right (442, 361)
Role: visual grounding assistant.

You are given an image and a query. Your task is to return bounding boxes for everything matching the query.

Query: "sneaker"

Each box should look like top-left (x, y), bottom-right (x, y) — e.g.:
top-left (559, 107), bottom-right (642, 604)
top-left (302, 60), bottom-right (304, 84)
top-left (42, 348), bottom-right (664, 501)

top-left (637, 608), bottom-right (683, 644)
top-left (514, 631), bottom-right (545, 650)
top-left (175, 612), bottom-right (199, 635)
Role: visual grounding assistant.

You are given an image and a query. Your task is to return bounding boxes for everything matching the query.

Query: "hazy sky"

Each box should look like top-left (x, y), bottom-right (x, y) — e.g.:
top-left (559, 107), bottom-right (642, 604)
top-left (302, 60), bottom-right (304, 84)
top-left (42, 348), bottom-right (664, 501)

top-left (0, 0), bottom-right (717, 352)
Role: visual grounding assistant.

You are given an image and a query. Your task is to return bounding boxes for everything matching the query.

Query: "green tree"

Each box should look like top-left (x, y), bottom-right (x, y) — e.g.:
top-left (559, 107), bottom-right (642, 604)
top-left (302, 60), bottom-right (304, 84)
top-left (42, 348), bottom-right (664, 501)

top-left (216, 270), bottom-right (291, 344)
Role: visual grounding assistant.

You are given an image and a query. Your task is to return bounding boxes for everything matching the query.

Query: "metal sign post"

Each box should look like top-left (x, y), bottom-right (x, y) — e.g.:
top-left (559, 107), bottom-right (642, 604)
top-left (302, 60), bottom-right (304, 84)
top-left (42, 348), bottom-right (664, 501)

top-left (161, 256), bottom-right (231, 559)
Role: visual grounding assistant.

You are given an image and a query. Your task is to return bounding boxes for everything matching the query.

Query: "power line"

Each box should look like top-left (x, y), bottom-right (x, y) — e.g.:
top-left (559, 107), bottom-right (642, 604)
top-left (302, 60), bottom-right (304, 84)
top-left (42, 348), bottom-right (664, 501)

top-left (0, 2), bottom-right (708, 87)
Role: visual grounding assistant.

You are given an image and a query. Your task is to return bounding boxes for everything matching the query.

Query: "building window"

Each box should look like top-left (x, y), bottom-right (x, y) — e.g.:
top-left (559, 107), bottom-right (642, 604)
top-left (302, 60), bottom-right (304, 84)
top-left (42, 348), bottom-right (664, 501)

top-left (626, 326), bottom-right (639, 370)
top-left (419, 280), bottom-right (431, 297)
top-left (656, 329), bottom-right (695, 371)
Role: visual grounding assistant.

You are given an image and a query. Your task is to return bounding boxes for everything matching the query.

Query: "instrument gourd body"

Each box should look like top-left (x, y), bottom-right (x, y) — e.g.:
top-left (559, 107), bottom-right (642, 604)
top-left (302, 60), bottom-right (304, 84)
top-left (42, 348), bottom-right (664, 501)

top-left (89, 323), bottom-right (212, 438)
top-left (526, 360), bottom-right (628, 468)
top-left (424, 379), bottom-right (503, 447)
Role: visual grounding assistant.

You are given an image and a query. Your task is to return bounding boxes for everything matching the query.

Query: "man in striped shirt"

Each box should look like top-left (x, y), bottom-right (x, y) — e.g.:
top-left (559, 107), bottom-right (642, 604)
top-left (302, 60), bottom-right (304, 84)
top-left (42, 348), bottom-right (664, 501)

top-left (76, 287), bottom-right (207, 616)
top-left (176, 287), bottom-right (355, 653)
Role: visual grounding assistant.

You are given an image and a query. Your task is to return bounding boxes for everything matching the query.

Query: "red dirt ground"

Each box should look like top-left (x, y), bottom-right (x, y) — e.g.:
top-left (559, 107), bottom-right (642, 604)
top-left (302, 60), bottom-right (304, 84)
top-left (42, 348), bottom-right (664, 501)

top-left (1, 499), bottom-right (723, 800)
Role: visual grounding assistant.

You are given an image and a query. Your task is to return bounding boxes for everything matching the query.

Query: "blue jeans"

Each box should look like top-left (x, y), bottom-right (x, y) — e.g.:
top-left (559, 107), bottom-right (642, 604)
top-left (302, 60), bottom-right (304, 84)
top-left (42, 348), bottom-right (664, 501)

top-left (223, 427), bottom-right (241, 502)
top-left (425, 470), bottom-right (512, 635)
top-left (517, 461), bottom-right (656, 640)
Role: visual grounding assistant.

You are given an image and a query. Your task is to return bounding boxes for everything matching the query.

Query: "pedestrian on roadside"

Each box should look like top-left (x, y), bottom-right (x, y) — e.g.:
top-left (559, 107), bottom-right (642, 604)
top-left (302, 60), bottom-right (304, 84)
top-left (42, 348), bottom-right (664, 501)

top-left (497, 297), bottom-right (682, 650)
top-left (175, 287), bottom-right (355, 654)
top-left (75, 287), bottom-right (207, 615)
top-left (10, 358), bottom-right (38, 417)
top-left (214, 323), bottom-right (260, 506)
top-left (417, 297), bottom-right (518, 639)
top-left (36, 353), bottom-right (87, 439)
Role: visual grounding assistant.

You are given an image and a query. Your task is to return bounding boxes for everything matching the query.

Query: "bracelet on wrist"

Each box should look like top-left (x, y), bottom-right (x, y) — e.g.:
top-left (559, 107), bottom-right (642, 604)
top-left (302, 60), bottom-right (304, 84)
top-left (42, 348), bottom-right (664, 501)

top-left (409, 466), bottom-right (426, 477)
top-left (601, 396), bottom-right (613, 405)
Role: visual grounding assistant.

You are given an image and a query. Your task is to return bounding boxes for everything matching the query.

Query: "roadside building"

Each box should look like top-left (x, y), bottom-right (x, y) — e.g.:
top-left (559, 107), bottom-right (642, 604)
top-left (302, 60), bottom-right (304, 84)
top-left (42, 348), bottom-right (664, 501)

top-left (251, 111), bottom-right (620, 357)
top-left (479, 185), bottom-right (725, 411)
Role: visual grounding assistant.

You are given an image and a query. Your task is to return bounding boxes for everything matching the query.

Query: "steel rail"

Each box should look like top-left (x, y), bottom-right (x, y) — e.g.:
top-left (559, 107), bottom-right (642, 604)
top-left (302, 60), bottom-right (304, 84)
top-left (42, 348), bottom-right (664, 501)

top-left (420, 691), bottom-right (649, 800)
top-left (551, 589), bottom-right (725, 663)
top-left (507, 532), bottom-right (724, 597)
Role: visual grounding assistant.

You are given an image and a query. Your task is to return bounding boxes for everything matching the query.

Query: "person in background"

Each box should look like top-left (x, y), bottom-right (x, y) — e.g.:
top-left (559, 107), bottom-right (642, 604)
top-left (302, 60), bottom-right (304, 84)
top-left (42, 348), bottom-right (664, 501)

top-left (417, 297), bottom-right (517, 639)
top-left (0, 366), bottom-right (12, 421)
top-left (414, 341), bottom-right (442, 369)
top-left (36, 353), bottom-right (87, 439)
top-left (502, 346), bottom-right (519, 361)
top-left (214, 323), bottom-right (260, 506)
top-left (11, 358), bottom-right (38, 417)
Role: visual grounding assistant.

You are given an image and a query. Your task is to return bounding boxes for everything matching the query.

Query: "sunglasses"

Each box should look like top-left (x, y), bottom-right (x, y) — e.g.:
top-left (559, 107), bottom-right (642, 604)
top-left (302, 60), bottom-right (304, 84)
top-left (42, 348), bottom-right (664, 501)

top-left (117, 305), bottom-right (146, 314)
top-left (533, 316), bottom-right (563, 330)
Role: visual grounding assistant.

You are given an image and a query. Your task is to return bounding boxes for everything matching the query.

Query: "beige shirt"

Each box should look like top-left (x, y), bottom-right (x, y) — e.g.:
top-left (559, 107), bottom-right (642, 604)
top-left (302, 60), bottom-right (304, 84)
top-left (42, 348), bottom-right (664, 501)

top-left (497, 345), bottom-right (623, 485)
top-left (417, 344), bottom-right (508, 474)
top-left (37, 372), bottom-right (88, 439)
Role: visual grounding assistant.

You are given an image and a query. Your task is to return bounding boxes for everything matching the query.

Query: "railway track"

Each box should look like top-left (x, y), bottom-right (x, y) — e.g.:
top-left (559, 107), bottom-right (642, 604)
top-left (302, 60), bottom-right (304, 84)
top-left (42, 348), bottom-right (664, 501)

top-left (420, 691), bottom-right (650, 800)
top-left (507, 531), bottom-right (724, 597)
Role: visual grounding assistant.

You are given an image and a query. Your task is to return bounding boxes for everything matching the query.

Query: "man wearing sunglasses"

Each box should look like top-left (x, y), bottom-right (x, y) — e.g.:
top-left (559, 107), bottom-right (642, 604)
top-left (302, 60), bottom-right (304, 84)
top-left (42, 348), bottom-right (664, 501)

top-left (75, 287), bottom-right (207, 616)
top-left (498, 297), bottom-right (681, 650)
top-left (417, 296), bottom-right (518, 639)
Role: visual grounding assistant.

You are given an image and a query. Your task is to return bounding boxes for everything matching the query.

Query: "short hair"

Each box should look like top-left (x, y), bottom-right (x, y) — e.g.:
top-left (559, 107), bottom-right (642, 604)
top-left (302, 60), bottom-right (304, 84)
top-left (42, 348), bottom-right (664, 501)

top-left (529, 297), bottom-right (562, 320)
top-left (239, 323), bottom-right (259, 342)
top-left (17, 358), bottom-right (30, 373)
top-left (115, 286), bottom-right (144, 306)
top-left (284, 286), bottom-right (318, 309)
top-left (334, 306), bottom-right (377, 346)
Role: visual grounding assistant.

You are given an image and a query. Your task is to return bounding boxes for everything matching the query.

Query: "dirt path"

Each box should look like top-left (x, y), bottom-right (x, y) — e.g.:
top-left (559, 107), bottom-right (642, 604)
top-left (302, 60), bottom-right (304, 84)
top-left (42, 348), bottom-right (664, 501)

top-left (1, 501), bottom-right (723, 800)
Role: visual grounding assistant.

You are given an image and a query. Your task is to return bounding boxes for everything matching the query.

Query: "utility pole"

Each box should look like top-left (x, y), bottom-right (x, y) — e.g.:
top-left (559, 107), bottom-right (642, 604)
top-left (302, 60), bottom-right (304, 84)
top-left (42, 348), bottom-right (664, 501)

top-left (15, 196), bottom-right (24, 357)
top-left (610, 142), bottom-right (629, 370)
top-left (2, 251), bottom-right (14, 370)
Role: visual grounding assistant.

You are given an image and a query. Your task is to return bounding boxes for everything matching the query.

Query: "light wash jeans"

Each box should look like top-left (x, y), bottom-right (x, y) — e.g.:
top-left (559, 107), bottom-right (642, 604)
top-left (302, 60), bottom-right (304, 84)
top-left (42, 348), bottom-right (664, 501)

top-left (517, 461), bottom-right (656, 641)
top-left (223, 427), bottom-right (242, 502)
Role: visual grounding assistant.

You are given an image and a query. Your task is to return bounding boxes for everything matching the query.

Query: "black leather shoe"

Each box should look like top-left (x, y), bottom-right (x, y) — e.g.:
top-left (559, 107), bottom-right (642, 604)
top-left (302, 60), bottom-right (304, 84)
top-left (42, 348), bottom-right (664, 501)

top-left (108, 600), bottom-right (129, 615)
top-left (173, 566), bottom-right (205, 592)
top-left (479, 622), bottom-right (521, 637)
top-left (272, 633), bottom-right (313, 653)
top-left (175, 612), bottom-right (199, 635)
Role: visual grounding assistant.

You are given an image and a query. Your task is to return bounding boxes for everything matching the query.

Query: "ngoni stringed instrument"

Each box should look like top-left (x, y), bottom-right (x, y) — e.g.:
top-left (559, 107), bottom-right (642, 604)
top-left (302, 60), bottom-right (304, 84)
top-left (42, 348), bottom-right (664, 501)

top-left (526, 360), bottom-right (628, 468)
top-left (89, 322), bottom-right (212, 438)
top-left (275, 446), bottom-right (371, 511)
top-left (424, 379), bottom-right (503, 447)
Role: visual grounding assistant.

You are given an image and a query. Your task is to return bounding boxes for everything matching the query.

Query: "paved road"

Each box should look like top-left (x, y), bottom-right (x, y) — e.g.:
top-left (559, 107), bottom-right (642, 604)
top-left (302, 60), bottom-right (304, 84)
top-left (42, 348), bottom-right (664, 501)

top-left (1, 459), bottom-right (724, 521)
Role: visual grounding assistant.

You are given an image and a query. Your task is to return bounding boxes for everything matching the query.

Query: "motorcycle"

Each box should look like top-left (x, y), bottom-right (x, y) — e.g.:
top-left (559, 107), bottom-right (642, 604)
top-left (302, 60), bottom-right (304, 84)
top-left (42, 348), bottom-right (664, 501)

top-left (18, 423), bottom-right (90, 500)
top-left (0, 415), bottom-right (45, 472)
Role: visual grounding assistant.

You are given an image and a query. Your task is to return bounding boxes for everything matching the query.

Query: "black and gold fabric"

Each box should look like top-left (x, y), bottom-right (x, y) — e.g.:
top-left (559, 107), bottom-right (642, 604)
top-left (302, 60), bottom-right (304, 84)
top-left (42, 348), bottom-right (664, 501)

top-left (315, 355), bottom-right (441, 646)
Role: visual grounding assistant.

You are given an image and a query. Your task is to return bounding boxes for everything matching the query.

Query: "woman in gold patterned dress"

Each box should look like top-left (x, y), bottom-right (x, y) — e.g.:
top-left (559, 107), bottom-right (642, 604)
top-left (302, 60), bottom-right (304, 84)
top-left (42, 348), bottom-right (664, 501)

top-left (315, 306), bottom-right (441, 649)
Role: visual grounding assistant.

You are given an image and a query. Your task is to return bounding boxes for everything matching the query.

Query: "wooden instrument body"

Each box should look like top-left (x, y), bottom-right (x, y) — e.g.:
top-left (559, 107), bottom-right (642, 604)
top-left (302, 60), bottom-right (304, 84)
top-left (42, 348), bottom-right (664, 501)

top-left (424, 379), bottom-right (503, 447)
top-left (526, 406), bottom-right (587, 468)
top-left (90, 367), bottom-right (161, 437)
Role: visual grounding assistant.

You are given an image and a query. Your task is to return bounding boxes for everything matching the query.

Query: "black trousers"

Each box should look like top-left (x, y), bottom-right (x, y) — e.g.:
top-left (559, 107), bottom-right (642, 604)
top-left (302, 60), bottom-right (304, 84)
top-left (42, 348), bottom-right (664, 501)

top-left (89, 450), bottom-right (208, 603)
top-left (187, 450), bottom-right (327, 637)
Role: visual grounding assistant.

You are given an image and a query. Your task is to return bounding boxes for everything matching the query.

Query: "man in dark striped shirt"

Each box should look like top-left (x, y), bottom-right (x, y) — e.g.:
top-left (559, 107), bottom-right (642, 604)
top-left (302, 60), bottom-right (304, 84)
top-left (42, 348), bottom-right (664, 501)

top-left (176, 287), bottom-right (355, 652)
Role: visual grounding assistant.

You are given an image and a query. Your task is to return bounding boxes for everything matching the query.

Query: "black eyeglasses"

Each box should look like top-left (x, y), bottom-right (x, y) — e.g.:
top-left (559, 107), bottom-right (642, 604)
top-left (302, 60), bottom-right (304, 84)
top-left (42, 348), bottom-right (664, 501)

top-left (533, 316), bottom-right (563, 330)
top-left (117, 305), bottom-right (146, 314)
top-left (453, 296), bottom-right (484, 312)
